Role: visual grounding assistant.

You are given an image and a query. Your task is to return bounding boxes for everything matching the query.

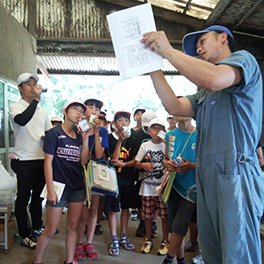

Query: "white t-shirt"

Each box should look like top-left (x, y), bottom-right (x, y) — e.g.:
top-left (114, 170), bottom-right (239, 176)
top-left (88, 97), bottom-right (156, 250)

top-left (135, 140), bottom-right (165, 196)
top-left (9, 99), bottom-right (52, 160)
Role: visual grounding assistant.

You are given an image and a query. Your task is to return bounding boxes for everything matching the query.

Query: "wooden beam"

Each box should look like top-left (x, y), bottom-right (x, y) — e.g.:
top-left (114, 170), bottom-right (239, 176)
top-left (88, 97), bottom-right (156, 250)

top-left (28, 0), bottom-right (37, 38)
top-left (232, 0), bottom-right (263, 31)
top-left (206, 0), bottom-right (233, 26)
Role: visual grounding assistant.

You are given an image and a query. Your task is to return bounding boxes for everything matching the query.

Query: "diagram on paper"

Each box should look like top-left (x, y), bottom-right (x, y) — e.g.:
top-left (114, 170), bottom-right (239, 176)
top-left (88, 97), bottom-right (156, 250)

top-left (117, 15), bottom-right (145, 42)
top-left (107, 2), bottom-right (164, 78)
top-left (123, 44), bottom-right (153, 68)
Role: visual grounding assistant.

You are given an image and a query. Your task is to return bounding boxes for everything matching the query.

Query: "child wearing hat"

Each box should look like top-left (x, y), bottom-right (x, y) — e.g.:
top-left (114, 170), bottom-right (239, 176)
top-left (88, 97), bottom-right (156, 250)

top-left (131, 106), bottom-right (146, 135)
top-left (129, 106), bottom-right (146, 221)
top-left (135, 118), bottom-right (169, 256)
top-left (51, 115), bottom-right (63, 127)
top-left (166, 115), bottom-right (178, 132)
top-left (132, 110), bottom-right (159, 238)
top-left (74, 98), bottom-right (109, 261)
top-left (33, 99), bottom-right (90, 264)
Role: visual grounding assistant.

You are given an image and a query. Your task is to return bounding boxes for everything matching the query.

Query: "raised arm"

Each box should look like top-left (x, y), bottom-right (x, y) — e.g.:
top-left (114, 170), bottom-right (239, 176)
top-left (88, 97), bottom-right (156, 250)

top-left (13, 99), bottom-right (39, 126)
top-left (141, 31), bottom-right (242, 92)
top-left (150, 70), bottom-right (194, 117)
top-left (93, 120), bottom-right (105, 159)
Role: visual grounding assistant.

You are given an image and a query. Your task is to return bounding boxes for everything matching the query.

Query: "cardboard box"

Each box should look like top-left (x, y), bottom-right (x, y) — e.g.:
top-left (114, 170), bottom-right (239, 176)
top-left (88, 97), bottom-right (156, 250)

top-left (0, 219), bottom-right (14, 249)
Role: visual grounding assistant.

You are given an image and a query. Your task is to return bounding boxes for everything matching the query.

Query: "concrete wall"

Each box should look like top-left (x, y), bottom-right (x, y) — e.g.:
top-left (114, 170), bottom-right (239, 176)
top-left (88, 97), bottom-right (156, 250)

top-left (0, 3), bottom-right (36, 83)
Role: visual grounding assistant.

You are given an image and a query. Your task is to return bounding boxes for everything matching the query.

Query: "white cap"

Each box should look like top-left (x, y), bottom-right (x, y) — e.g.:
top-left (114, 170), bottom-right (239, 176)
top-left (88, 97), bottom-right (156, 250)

top-left (51, 115), bottom-right (63, 122)
top-left (133, 106), bottom-right (146, 117)
top-left (83, 98), bottom-right (103, 108)
top-left (63, 99), bottom-right (87, 112)
top-left (141, 110), bottom-right (157, 127)
top-left (148, 118), bottom-right (165, 129)
top-left (167, 115), bottom-right (174, 119)
top-left (17, 73), bottom-right (39, 85)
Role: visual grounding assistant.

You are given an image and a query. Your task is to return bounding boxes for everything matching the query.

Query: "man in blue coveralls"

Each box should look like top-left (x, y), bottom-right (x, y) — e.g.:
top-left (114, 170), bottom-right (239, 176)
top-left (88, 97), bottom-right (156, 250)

top-left (140, 25), bottom-right (264, 264)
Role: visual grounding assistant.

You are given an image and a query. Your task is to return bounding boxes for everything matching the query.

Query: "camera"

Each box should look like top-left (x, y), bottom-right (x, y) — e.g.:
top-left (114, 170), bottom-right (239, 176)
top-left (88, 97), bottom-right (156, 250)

top-left (37, 84), bottom-right (48, 92)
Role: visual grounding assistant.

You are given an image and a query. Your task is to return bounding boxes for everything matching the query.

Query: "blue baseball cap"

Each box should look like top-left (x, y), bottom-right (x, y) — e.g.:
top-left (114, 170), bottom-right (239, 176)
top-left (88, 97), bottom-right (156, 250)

top-left (182, 25), bottom-right (234, 57)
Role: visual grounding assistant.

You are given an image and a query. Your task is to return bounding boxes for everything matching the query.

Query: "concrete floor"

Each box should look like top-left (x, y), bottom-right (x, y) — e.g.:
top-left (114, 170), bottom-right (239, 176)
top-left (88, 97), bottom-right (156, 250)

top-left (1, 209), bottom-right (264, 264)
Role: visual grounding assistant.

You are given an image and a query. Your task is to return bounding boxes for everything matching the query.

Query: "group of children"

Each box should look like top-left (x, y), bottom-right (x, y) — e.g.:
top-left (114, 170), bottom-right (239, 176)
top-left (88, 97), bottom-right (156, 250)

top-left (31, 96), bottom-right (198, 264)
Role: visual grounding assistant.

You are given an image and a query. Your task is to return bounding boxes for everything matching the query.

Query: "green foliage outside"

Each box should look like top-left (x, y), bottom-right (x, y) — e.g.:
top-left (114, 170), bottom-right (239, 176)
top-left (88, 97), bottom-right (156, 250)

top-left (39, 75), bottom-right (197, 126)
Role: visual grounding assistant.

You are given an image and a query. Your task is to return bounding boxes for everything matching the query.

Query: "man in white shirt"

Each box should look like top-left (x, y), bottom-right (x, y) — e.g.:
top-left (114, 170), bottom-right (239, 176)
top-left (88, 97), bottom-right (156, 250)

top-left (9, 73), bottom-right (52, 249)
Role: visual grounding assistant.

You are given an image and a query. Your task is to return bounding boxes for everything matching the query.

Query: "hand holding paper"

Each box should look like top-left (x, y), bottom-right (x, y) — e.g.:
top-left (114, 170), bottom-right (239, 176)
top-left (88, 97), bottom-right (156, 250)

top-left (140, 31), bottom-right (174, 57)
top-left (107, 3), bottom-right (164, 79)
top-left (41, 181), bottom-right (65, 204)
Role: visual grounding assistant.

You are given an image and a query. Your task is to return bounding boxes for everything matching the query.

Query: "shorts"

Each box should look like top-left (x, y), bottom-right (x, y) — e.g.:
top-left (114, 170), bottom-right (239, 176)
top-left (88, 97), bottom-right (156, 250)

top-left (168, 187), bottom-right (195, 236)
top-left (46, 189), bottom-right (85, 208)
top-left (130, 180), bottom-right (142, 209)
top-left (104, 184), bottom-right (134, 213)
top-left (142, 196), bottom-right (168, 219)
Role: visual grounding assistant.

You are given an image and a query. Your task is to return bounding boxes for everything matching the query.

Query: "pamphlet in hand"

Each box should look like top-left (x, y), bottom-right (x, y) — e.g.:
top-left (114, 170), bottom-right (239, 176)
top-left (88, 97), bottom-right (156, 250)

top-left (40, 181), bottom-right (65, 202)
top-left (107, 3), bottom-right (164, 79)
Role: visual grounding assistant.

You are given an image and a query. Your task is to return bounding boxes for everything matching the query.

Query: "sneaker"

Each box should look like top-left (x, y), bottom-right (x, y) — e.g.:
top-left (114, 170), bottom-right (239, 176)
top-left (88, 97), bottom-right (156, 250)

top-left (192, 253), bottom-right (204, 264)
top-left (162, 258), bottom-right (173, 264)
top-left (109, 239), bottom-right (119, 256)
top-left (63, 261), bottom-right (79, 264)
top-left (85, 243), bottom-right (98, 260)
top-left (20, 236), bottom-right (37, 249)
top-left (151, 222), bottom-right (158, 238)
top-left (135, 222), bottom-right (145, 237)
top-left (141, 237), bottom-right (153, 254)
top-left (94, 223), bottom-right (103, 235)
top-left (119, 236), bottom-right (135, 251)
top-left (184, 240), bottom-right (199, 252)
top-left (157, 239), bottom-right (169, 255)
top-left (74, 243), bottom-right (85, 261)
top-left (33, 226), bottom-right (44, 239)
top-left (84, 244), bottom-right (98, 260)
top-left (130, 209), bottom-right (138, 221)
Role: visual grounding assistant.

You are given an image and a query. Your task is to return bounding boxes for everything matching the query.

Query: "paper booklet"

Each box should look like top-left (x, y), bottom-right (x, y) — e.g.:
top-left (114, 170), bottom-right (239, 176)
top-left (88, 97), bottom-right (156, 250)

top-left (40, 181), bottom-right (65, 202)
top-left (107, 3), bottom-right (164, 79)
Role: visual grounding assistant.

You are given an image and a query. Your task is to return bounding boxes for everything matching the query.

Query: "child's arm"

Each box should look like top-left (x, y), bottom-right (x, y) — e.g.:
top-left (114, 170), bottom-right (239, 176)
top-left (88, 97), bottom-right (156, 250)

top-left (44, 153), bottom-right (58, 205)
top-left (93, 120), bottom-right (105, 159)
top-left (111, 130), bottom-right (127, 160)
top-left (176, 158), bottom-right (196, 173)
top-left (112, 157), bottom-right (136, 168)
top-left (135, 160), bottom-right (153, 173)
top-left (80, 129), bottom-right (90, 165)
top-left (163, 139), bottom-right (177, 172)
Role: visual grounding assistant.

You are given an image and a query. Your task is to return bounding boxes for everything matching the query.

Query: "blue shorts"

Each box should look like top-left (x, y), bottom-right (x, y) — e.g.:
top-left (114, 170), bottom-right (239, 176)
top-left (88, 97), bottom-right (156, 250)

top-left (46, 190), bottom-right (85, 208)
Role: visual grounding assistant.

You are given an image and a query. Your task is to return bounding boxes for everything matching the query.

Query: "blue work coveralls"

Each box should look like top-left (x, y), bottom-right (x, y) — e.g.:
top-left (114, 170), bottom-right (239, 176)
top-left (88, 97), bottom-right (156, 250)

top-left (187, 50), bottom-right (264, 264)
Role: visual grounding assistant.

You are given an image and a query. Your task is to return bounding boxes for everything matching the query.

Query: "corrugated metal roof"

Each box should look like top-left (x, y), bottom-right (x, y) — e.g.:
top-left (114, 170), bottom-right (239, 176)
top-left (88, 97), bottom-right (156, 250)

top-left (37, 55), bottom-right (179, 75)
top-left (2, 0), bottom-right (263, 76)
